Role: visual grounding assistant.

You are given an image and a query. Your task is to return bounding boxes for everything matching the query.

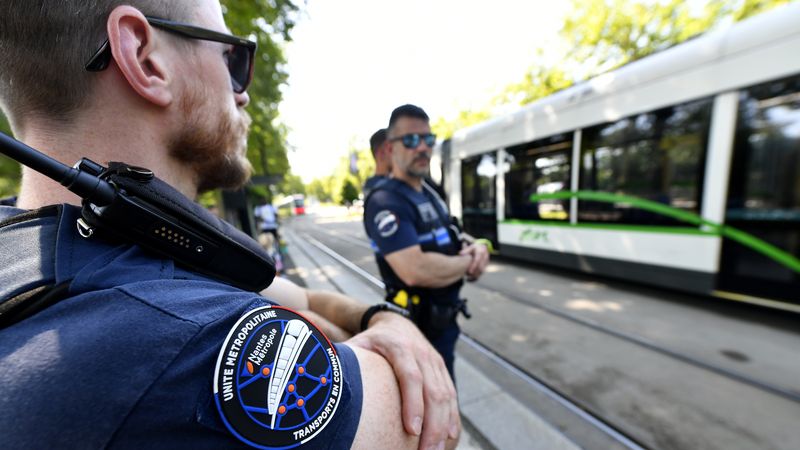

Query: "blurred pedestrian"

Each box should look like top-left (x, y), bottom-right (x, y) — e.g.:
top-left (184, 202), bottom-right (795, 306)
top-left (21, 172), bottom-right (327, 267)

top-left (254, 198), bottom-right (279, 241)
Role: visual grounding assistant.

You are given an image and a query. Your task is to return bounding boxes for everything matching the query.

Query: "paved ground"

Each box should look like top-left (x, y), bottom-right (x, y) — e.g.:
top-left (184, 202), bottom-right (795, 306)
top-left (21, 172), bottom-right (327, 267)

top-left (280, 223), bottom-right (581, 450)
top-left (275, 205), bottom-right (800, 450)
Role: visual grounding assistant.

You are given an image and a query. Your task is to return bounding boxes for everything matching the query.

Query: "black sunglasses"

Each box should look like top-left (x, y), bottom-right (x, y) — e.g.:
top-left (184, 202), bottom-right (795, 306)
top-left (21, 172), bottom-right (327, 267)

top-left (390, 133), bottom-right (437, 149)
top-left (85, 16), bottom-right (257, 93)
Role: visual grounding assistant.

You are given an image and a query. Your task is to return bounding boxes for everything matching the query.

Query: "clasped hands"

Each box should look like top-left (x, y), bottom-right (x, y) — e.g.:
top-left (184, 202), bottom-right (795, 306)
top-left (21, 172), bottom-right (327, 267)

top-left (460, 242), bottom-right (490, 281)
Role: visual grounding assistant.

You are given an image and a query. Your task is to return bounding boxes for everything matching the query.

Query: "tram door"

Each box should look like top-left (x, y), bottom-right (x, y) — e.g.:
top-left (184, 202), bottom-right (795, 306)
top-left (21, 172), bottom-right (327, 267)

top-left (718, 74), bottom-right (800, 304)
top-left (461, 152), bottom-right (498, 248)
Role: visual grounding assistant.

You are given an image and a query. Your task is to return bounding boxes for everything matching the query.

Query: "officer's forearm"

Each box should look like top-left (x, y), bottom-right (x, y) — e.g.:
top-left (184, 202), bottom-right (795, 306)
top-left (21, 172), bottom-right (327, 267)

top-left (299, 309), bottom-right (352, 342)
top-left (307, 289), bottom-right (367, 335)
top-left (260, 277), bottom-right (365, 337)
top-left (386, 248), bottom-right (471, 288)
top-left (417, 253), bottom-right (471, 287)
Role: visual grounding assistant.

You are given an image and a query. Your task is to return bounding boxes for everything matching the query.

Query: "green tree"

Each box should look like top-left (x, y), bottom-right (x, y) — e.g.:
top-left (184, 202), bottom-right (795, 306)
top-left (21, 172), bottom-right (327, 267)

top-left (306, 178), bottom-right (332, 203)
top-left (354, 148), bottom-right (375, 186)
top-left (305, 141), bottom-right (376, 205)
top-left (321, 176), bottom-right (337, 203)
top-left (493, 52), bottom-right (574, 108)
top-left (561, 0), bottom-right (791, 80)
top-left (502, 0), bottom-right (793, 108)
top-left (221, 0), bottom-right (300, 180)
top-left (306, 178), bottom-right (324, 201)
top-left (340, 178), bottom-right (359, 205)
top-left (432, 109), bottom-right (493, 140)
top-left (279, 173), bottom-right (306, 196)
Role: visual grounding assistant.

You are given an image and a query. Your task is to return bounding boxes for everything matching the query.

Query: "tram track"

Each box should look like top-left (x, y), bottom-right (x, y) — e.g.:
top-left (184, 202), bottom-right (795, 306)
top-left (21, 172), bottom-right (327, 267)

top-left (300, 222), bottom-right (800, 405)
top-left (286, 216), bottom-right (800, 449)
top-left (466, 275), bottom-right (800, 404)
top-left (296, 229), bottom-right (648, 450)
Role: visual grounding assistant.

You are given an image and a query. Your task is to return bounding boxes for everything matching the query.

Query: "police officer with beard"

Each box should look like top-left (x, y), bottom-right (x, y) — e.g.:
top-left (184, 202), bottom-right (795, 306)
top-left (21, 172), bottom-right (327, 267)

top-left (0, 2), bottom-right (460, 449)
top-left (364, 105), bottom-right (490, 379)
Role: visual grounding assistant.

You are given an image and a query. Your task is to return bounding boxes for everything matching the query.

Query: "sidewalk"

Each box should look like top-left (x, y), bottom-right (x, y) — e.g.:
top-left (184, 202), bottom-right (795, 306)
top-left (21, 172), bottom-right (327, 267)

top-left (280, 227), bottom-right (581, 450)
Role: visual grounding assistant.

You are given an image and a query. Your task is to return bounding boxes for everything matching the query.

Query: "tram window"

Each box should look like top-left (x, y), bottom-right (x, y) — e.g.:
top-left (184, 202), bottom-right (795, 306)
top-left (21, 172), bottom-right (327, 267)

top-left (723, 73), bottom-right (800, 286)
top-left (579, 97), bottom-right (712, 225)
top-left (728, 74), bottom-right (800, 221)
top-left (505, 134), bottom-right (572, 221)
top-left (462, 152), bottom-right (499, 245)
top-left (462, 153), bottom-right (496, 215)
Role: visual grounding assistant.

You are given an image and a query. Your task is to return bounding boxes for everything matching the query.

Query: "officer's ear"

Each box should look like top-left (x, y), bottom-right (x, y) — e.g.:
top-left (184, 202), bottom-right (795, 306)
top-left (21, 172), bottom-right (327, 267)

top-left (105, 6), bottom-right (173, 107)
top-left (383, 140), bottom-right (394, 160)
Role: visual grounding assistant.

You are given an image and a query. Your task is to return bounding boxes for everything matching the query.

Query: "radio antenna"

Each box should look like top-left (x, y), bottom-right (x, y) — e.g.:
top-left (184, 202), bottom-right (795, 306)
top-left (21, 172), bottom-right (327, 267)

top-left (0, 131), bottom-right (116, 206)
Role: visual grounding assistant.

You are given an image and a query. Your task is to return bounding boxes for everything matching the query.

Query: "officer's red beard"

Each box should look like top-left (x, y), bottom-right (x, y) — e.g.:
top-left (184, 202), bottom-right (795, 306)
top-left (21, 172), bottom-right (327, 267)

top-left (168, 83), bottom-right (252, 193)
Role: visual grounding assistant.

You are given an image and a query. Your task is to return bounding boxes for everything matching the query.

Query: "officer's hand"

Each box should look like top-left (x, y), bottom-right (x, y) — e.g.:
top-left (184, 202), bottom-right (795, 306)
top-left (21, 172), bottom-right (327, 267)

top-left (346, 312), bottom-right (460, 449)
top-left (460, 242), bottom-right (490, 281)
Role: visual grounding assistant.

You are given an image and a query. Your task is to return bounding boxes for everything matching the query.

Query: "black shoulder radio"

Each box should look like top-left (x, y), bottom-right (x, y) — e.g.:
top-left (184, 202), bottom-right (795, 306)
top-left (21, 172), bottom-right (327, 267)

top-left (0, 131), bottom-right (275, 292)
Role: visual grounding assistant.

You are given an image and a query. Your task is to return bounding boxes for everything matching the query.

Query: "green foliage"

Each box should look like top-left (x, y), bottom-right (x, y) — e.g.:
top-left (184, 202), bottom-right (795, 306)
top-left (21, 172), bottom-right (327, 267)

top-left (562, 0), bottom-right (719, 78)
top-left (306, 178), bottom-right (332, 202)
top-left (432, 109), bottom-right (493, 140)
top-left (197, 190), bottom-right (222, 208)
top-left (279, 173), bottom-right (306, 196)
top-left (0, 111), bottom-right (21, 198)
top-left (731, 0), bottom-right (792, 21)
top-left (304, 145), bottom-right (374, 203)
top-left (493, 52), bottom-right (574, 107)
top-left (340, 178), bottom-right (359, 205)
top-left (354, 148), bottom-right (375, 185)
top-left (0, 112), bottom-right (10, 135)
top-left (561, 0), bottom-right (791, 80)
top-left (221, 0), bottom-right (300, 179)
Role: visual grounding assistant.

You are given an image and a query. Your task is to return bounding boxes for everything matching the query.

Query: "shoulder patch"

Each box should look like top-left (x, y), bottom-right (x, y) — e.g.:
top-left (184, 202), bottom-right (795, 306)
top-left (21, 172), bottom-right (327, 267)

top-left (374, 209), bottom-right (399, 238)
top-left (214, 305), bottom-right (343, 449)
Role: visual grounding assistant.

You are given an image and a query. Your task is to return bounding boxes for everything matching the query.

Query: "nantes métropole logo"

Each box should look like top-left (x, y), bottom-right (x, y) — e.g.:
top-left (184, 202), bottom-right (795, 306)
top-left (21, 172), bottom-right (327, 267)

top-left (214, 305), bottom-right (343, 449)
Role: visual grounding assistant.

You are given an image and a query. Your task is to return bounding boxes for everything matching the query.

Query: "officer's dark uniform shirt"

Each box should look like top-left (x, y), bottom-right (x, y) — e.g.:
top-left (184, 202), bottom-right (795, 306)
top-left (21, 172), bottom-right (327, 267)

top-left (0, 204), bottom-right (362, 449)
top-left (362, 174), bottom-right (387, 198)
top-left (363, 179), bottom-right (462, 374)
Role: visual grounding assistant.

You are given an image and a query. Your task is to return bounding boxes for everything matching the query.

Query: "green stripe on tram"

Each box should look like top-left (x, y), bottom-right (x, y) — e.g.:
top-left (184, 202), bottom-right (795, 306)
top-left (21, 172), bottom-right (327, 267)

top-left (501, 219), bottom-right (713, 235)
top-left (517, 191), bottom-right (800, 274)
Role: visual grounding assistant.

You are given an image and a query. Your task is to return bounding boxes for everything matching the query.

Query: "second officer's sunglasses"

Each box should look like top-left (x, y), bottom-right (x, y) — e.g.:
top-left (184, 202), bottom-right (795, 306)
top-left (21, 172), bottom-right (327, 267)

top-left (85, 16), bottom-right (257, 93)
top-left (390, 133), bottom-right (437, 149)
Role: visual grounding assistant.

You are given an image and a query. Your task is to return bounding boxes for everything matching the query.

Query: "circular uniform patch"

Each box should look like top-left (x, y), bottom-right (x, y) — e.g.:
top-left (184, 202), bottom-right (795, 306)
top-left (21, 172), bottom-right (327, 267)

top-left (374, 209), bottom-right (399, 238)
top-left (214, 305), bottom-right (343, 449)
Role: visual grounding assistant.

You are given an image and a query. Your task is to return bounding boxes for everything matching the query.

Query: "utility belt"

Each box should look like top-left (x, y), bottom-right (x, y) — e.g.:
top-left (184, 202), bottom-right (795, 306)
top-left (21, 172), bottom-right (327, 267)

top-left (385, 287), bottom-right (471, 337)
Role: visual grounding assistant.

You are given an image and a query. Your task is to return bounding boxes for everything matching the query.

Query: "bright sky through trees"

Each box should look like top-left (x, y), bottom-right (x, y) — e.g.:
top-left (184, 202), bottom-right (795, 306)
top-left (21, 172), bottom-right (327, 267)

top-left (280, 0), bottom-right (570, 182)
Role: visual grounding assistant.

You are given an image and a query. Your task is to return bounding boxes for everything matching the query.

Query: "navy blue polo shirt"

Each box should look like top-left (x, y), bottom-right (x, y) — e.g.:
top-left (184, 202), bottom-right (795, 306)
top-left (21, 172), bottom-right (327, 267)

top-left (0, 204), bottom-right (362, 449)
top-left (364, 180), bottom-right (460, 304)
top-left (362, 175), bottom-right (387, 198)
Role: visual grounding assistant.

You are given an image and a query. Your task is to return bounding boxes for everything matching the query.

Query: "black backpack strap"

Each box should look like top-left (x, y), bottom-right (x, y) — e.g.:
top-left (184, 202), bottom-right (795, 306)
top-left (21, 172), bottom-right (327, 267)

top-left (0, 281), bottom-right (72, 330)
top-left (0, 204), bottom-right (71, 330)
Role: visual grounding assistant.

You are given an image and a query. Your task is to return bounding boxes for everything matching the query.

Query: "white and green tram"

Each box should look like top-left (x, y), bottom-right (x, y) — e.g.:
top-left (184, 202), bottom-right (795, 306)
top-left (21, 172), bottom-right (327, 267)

top-left (433, 3), bottom-right (800, 311)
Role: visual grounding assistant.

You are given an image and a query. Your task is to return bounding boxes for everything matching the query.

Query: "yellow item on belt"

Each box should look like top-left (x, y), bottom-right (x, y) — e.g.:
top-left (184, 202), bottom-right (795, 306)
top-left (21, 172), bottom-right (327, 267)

top-left (411, 295), bottom-right (420, 305)
top-left (392, 290), bottom-right (408, 308)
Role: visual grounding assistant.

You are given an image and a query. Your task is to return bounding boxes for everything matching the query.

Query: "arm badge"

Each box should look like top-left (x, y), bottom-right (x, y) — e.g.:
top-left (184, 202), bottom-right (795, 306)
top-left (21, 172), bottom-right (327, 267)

top-left (214, 305), bottom-right (343, 449)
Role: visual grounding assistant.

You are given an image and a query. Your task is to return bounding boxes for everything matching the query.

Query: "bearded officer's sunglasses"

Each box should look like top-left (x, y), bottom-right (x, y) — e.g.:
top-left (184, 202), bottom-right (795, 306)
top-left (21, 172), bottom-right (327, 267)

top-left (85, 16), bottom-right (257, 94)
top-left (390, 133), bottom-right (437, 149)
